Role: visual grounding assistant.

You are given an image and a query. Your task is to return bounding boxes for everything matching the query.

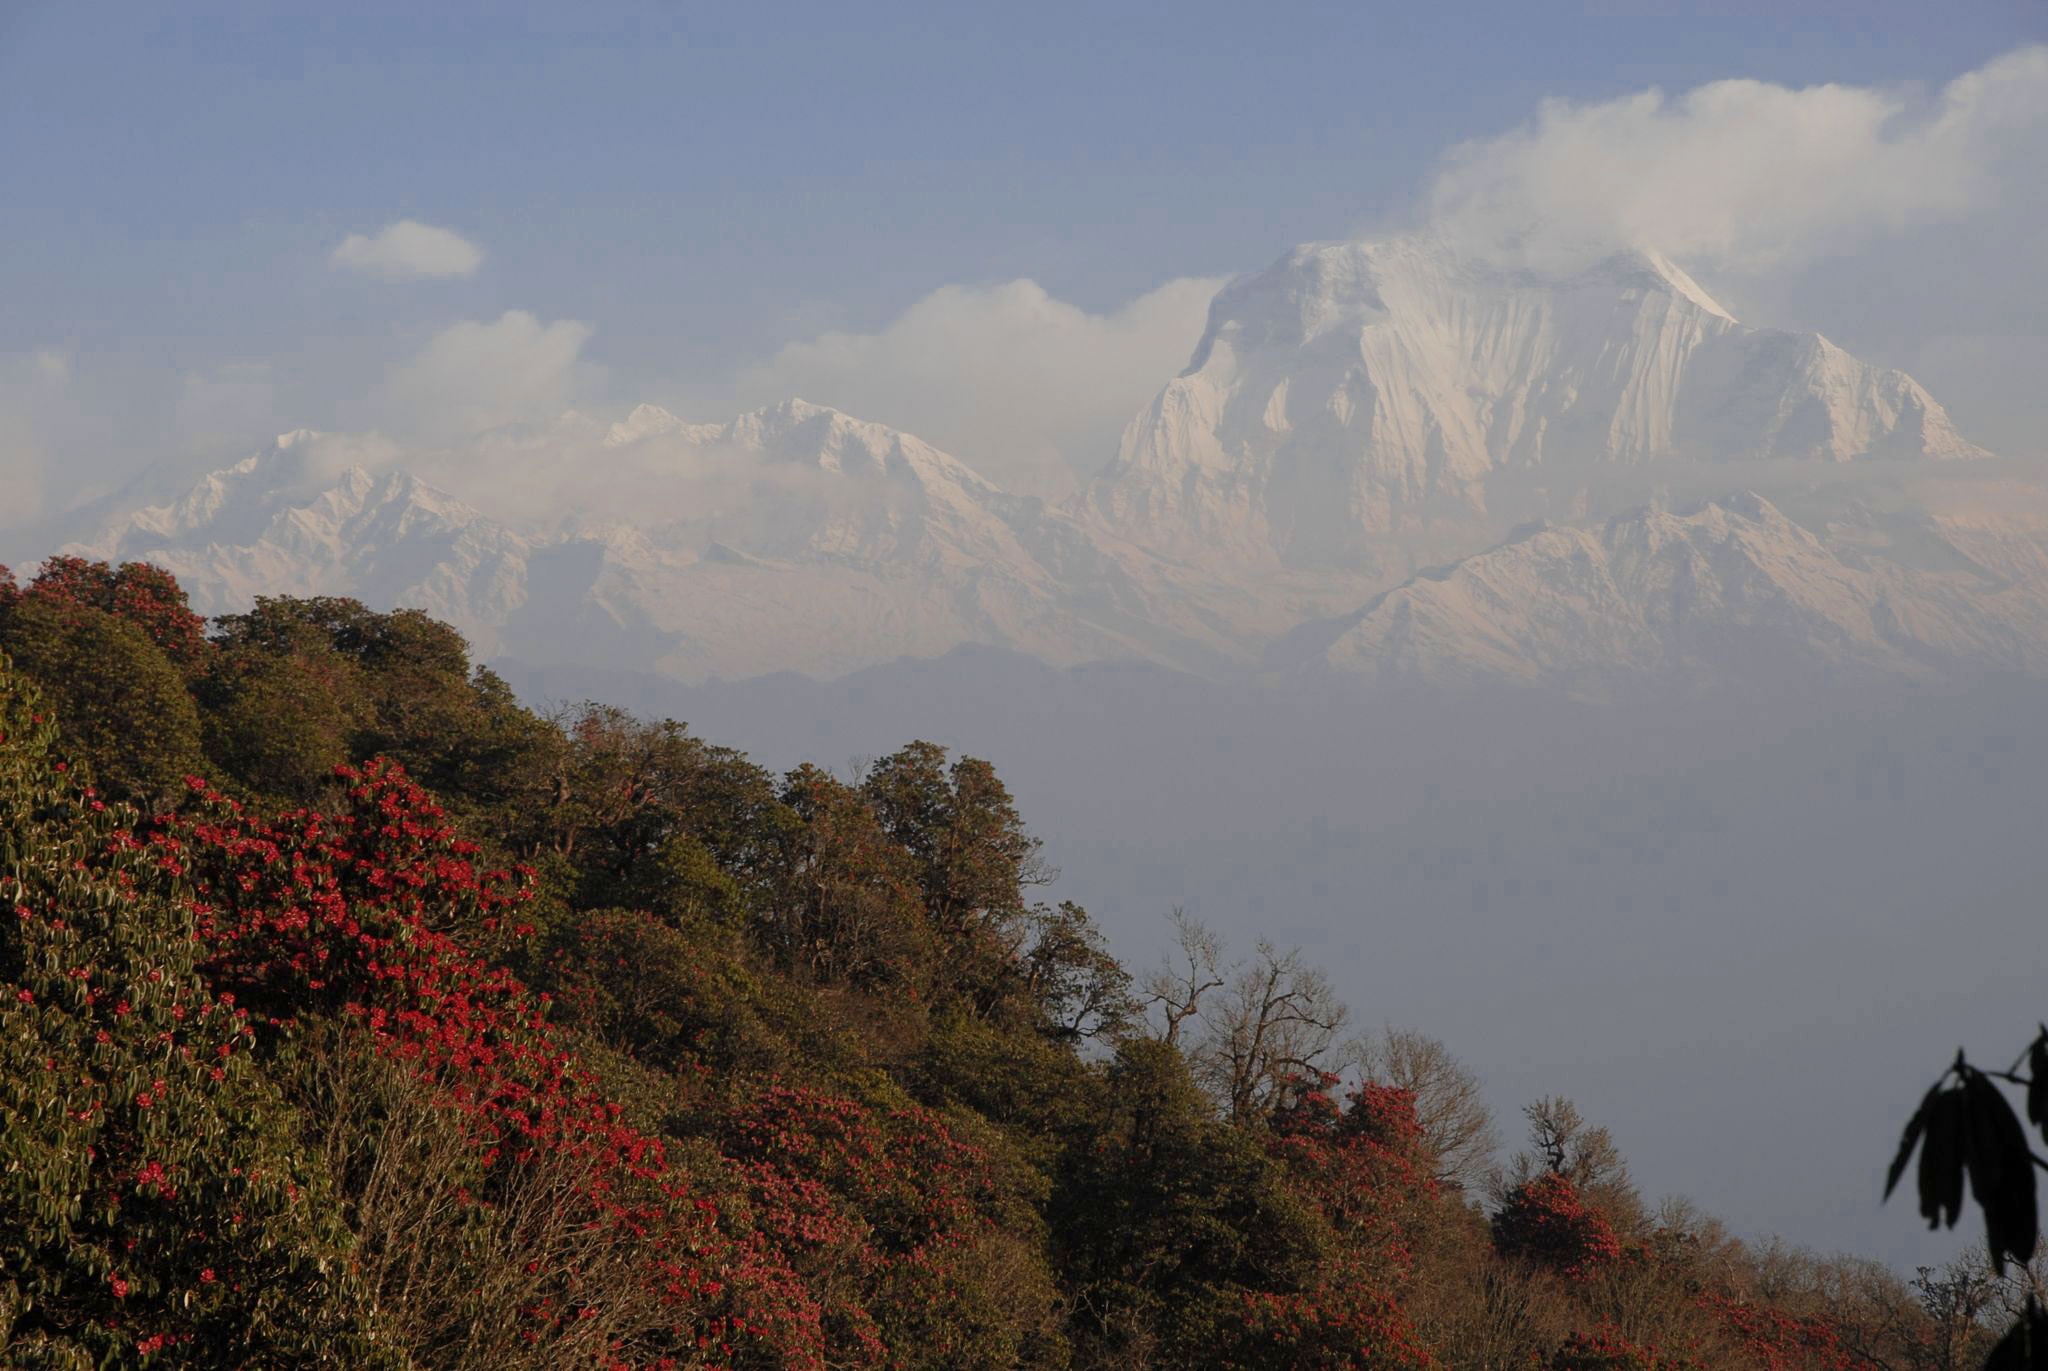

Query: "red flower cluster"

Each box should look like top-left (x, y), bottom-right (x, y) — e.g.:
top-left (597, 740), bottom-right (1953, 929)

top-left (1233, 1076), bottom-right (1440, 1371)
top-left (1491, 1172), bottom-right (1623, 1279)
top-left (0, 675), bottom-right (367, 1365)
top-left (4, 555), bottom-right (209, 667)
top-left (1699, 1293), bottom-right (1866, 1371)
top-left (716, 1083), bottom-right (1010, 1364)
top-left (152, 759), bottom-right (831, 1368)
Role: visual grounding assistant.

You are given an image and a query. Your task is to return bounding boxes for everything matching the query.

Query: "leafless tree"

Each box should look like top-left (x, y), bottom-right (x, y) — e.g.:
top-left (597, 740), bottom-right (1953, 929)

top-left (1495, 1096), bottom-right (1643, 1231)
top-left (1912, 1250), bottom-right (2045, 1371)
top-left (1190, 937), bottom-right (1354, 1120)
top-left (1366, 1027), bottom-right (1501, 1192)
top-left (1140, 906), bottom-right (1225, 1048)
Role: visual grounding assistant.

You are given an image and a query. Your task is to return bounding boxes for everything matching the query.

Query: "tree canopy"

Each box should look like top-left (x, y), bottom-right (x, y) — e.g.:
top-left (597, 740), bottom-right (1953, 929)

top-left (0, 555), bottom-right (2022, 1370)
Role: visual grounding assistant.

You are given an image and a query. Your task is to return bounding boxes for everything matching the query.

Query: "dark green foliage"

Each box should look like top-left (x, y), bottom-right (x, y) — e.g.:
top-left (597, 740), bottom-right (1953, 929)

top-left (207, 597), bottom-right (560, 818)
top-left (862, 741), bottom-right (1046, 1015)
top-left (538, 906), bottom-right (871, 1082)
top-left (913, 1009), bottom-right (1102, 1141)
top-left (1024, 900), bottom-right (1137, 1042)
top-left (0, 598), bottom-right (205, 804)
top-left (764, 763), bottom-right (932, 991)
top-left (1050, 1038), bottom-right (1327, 1366)
top-left (509, 703), bottom-right (779, 920)
top-left (199, 638), bottom-right (360, 801)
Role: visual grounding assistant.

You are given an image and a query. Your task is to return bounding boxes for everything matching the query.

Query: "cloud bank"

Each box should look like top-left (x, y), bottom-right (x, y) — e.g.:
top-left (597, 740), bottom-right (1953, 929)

top-left (1426, 45), bottom-right (2048, 274)
top-left (378, 310), bottom-right (598, 443)
top-left (737, 276), bottom-right (1224, 499)
top-left (331, 219), bottom-right (485, 280)
top-left (0, 349), bottom-right (73, 529)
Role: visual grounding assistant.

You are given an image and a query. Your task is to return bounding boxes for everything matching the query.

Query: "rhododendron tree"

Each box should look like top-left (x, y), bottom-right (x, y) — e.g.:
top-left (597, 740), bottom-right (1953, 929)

top-left (0, 654), bottom-right (390, 1367)
top-left (1211, 1078), bottom-right (1438, 1371)
top-left (3, 557), bottom-right (209, 671)
top-left (1492, 1172), bottom-right (1625, 1279)
top-left (1701, 1293), bottom-right (1871, 1371)
top-left (152, 759), bottom-right (832, 1369)
top-left (716, 1082), bottom-right (1063, 1369)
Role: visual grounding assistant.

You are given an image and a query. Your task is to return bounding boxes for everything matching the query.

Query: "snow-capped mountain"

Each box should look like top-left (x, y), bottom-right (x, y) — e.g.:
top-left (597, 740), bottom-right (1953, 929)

top-left (67, 429), bottom-right (535, 649)
top-left (1276, 487), bottom-right (2048, 696)
top-left (42, 233), bottom-right (2046, 694)
top-left (1087, 235), bottom-right (1987, 574)
top-left (494, 399), bottom-right (1176, 680)
top-left (66, 402), bottom-right (1211, 679)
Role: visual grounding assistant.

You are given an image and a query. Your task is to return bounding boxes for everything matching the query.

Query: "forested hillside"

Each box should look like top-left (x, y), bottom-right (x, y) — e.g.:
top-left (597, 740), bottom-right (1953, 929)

top-left (0, 557), bottom-right (2025, 1369)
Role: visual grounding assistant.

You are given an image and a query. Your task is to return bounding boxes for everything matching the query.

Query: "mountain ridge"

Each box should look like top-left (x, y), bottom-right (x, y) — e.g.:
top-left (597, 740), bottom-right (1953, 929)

top-left (39, 233), bottom-right (2041, 693)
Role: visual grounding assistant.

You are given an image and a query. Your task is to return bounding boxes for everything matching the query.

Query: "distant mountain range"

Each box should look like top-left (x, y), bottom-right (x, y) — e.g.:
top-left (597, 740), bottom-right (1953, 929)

top-left (46, 233), bottom-right (2046, 696)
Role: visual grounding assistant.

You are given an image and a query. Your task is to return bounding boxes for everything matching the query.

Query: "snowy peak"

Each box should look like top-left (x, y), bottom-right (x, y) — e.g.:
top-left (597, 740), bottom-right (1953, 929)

top-left (1626, 249), bottom-right (1734, 322)
top-left (1289, 490), bottom-right (2048, 696)
top-left (62, 435), bottom-right (532, 655)
top-left (51, 401), bottom-right (1171, 681)
top-left (602, 403), bottom-right (692, 448)
top-left (705, 399), bottom-right (992, 491)
top-left (1185, 237), bottom-right (1728, 365)
top-left (725, 398), bottom-right (907, 474)
top-left (70, 430), bottom-right (408, 557)
top-left (598, 399), bottom-right (991, 491)
top-left (1091, 233), bottom-right (1987, 572)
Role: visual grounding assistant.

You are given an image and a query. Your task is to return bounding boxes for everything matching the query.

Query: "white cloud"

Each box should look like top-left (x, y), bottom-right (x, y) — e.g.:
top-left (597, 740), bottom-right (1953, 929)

top-left (0, 350), bottom-right (70, 531)
top-left (1425, 45), bottom-right (2048, 274)
top-left (736, 276), bottom-right (1224, 498)
top-left (379, 310), bottom-right (598, 441)
top-left (331, 219), bottom-right (484, 280)
top-left (173, 361), bottom-right (277, 453)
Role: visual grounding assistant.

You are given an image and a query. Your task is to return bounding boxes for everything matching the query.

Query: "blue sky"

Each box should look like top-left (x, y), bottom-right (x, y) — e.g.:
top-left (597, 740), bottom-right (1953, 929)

top-left (3, 1), bottom-right (2044, 512)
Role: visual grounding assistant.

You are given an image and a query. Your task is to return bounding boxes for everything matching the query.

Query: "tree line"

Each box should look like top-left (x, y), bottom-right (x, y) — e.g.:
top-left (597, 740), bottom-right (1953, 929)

top-left (0, 555), bottom-right (2034, 1369)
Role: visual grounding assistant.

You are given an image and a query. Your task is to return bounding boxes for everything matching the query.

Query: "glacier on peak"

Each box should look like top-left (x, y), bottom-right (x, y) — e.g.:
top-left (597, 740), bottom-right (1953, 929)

top-left (1087, 233), bottom-right (1987, 574)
